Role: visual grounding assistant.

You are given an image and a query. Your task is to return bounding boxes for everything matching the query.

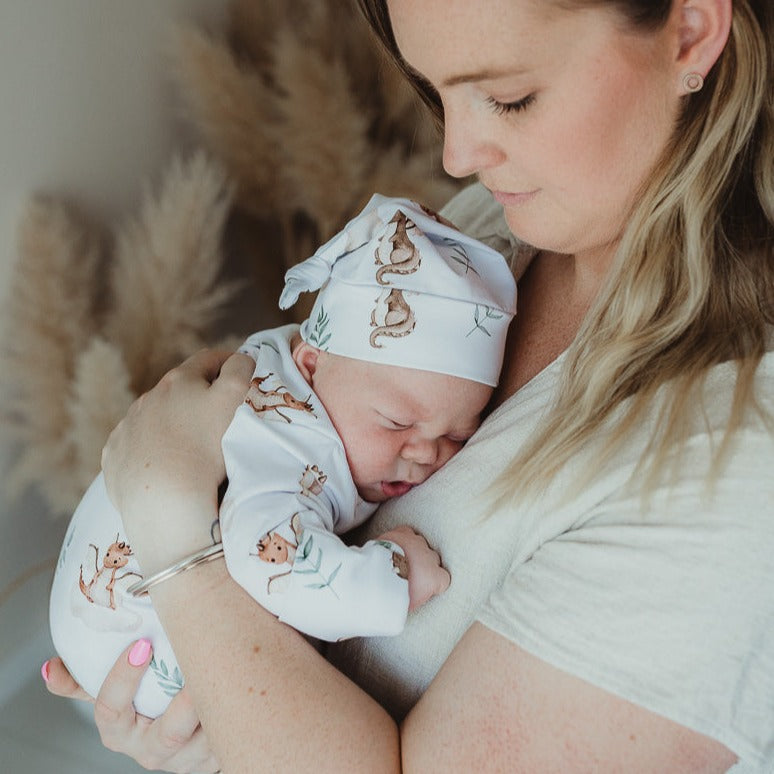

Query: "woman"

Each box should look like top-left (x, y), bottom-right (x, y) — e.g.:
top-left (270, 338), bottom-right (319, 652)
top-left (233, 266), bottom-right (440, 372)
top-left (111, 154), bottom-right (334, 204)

top-left (45, 0), bottom-right (772, 770)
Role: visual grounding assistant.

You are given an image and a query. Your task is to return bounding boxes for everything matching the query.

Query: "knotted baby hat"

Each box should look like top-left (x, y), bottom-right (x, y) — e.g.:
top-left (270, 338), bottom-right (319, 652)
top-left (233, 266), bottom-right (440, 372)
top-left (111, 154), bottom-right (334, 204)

top-left (279, 194), bottom-right (517, 386)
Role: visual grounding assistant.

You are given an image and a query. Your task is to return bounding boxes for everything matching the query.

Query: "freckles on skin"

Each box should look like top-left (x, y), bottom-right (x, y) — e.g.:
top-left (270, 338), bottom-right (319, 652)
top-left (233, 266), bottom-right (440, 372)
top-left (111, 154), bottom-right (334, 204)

top-left (389, 0), bottom-right (681, 259)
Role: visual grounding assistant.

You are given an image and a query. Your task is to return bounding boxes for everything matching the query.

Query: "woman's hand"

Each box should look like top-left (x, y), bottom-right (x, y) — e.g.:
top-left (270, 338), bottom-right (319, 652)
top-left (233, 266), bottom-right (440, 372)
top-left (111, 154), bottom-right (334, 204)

top-left (42, 643), bottom-right (220, 773)
top-left (378, 526), bottom-right (451, 611)
top-left (102, 349), bottom-right (254, 571)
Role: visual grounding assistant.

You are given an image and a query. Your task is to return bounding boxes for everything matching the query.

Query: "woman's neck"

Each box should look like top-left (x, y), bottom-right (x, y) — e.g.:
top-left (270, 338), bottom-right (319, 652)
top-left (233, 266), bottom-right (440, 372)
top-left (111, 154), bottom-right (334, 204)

top-left (490, 249), bottom-right (611, 408)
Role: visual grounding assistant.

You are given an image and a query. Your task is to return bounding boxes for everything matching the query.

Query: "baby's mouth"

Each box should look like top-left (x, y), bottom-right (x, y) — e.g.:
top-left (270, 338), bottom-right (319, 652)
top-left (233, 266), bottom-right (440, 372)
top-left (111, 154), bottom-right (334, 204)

top-left (381, 481), bottom-right (414, 498)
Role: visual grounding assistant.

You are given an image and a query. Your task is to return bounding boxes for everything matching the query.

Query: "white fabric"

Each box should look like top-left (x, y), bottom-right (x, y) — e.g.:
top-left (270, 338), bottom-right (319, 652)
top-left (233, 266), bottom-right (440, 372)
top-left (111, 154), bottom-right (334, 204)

top-left (49, 473), bottom-right (185, 718)
top-left (219, 326), bottom-right (409, 642)
top-left (326, 184), bottom-right (774, 773)
top-left (50, 325), bottom-right (409, 718)
top-left (280, 194), bottom-right (517, 386)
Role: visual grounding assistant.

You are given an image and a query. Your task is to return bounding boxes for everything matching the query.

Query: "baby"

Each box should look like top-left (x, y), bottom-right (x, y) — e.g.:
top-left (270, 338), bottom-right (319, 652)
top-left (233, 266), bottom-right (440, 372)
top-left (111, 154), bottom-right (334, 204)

top-left (49, 194), bottom-right (517, 717)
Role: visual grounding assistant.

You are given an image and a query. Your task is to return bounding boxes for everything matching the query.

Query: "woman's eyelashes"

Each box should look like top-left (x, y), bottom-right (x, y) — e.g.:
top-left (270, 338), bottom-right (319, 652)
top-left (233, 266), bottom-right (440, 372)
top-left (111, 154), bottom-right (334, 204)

top-left (485, 92), bottom-right (536, 115)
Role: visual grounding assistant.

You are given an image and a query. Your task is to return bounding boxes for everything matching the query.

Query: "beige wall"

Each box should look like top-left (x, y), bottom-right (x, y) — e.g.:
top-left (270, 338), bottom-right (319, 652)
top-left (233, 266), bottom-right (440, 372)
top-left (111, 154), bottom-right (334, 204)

top-left (0, 0), bottom-right (228, 297)
top-left (0, 0), bottom-right (228, 583)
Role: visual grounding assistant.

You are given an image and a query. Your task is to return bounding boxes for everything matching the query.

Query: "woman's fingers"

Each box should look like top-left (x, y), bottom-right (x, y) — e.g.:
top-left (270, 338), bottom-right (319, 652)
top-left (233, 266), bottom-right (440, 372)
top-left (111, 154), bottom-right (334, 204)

top-left (174, 348), bottom-right (234, 384)
top-left (50, 641), bottom-right (219, 773)
top-left (215, 350), bottom-right (255, 391)
top-left (156, 687), bottom-right (202, 746)
top-left (152, 690), bottom-right (220, 772)
top-left (93, 640), bottom-right (154, 750)
top-left (42, 657), bottom-right (93, 702)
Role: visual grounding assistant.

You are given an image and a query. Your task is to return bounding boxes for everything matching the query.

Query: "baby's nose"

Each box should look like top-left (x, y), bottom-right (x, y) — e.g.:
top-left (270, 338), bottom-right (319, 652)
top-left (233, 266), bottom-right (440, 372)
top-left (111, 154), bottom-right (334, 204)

top-left (401, 437), bottom-right (439, 467)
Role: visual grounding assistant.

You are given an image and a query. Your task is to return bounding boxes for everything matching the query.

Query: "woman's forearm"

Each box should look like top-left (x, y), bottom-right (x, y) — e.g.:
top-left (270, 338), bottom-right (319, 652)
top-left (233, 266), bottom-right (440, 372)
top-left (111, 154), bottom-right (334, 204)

top-left (148, 556), bottom-right (402, 773)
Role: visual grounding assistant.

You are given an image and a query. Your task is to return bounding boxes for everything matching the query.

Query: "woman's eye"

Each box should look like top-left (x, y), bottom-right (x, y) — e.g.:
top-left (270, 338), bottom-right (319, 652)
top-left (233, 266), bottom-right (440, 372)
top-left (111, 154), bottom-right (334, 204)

top-left (486, 92), bottom-right (536, 116)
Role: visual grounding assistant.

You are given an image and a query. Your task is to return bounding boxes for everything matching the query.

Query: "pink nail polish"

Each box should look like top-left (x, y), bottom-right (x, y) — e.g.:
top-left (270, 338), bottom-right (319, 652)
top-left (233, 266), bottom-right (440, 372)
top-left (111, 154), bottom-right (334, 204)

top-left (41, 660), bottom-right (50, 683)
top-left (128, 638), bottom-right (152, 667)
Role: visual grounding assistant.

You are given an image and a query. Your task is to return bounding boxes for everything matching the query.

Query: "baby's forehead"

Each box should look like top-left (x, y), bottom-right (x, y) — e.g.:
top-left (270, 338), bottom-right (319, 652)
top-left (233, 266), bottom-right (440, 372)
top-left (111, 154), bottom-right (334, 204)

top-left (381, 366), bottom-right (492, 415)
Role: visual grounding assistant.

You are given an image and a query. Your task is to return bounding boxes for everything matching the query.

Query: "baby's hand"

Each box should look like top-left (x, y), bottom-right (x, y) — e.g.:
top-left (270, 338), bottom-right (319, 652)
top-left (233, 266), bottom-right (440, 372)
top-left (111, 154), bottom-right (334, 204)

top-left (378, 526), bottom-right (450, 611)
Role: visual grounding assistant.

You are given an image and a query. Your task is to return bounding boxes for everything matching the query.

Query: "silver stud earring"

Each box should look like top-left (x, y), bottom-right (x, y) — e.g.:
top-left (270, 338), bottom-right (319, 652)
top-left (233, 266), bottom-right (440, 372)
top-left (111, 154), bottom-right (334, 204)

top-left (683, 72), bottom-right (704, 93)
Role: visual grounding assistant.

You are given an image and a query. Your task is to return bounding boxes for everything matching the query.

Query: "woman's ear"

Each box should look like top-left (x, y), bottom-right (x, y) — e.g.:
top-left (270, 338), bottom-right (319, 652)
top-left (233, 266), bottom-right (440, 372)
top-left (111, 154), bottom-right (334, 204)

top-left (674, 0), bottom-right (732, 93)
top-left (292, 340), bottom-right (321, 383)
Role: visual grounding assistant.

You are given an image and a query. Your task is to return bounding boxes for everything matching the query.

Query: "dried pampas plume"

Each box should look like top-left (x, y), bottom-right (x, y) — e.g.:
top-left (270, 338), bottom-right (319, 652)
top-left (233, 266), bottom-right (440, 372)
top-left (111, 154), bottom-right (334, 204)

top-left (68, 337), bottom-right (134, 496)
top-left (0, 153), bottom-right (239, 516)
top-left (1, 198), bottom-right (102, 512)
top-left (105, 151), bottom-right (239, 394)
top-left (171, 0), bottom-right (460, 301)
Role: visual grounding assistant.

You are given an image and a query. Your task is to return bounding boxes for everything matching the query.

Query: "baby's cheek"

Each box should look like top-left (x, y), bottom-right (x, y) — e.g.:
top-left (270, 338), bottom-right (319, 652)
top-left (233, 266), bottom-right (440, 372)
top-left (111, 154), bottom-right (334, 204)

top-left (439, 438), bottom-right (464, 468)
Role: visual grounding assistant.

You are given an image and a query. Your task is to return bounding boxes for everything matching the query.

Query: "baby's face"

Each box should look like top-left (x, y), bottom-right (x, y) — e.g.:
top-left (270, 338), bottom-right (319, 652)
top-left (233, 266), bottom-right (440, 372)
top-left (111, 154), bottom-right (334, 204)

top-left (309, 351), bottom-right (492, 503)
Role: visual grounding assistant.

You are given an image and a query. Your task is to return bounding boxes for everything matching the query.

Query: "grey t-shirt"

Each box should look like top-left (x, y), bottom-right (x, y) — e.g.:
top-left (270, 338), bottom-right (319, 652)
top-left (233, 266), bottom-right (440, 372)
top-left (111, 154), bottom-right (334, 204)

top-left (327, 184), bottom-right (774, 771)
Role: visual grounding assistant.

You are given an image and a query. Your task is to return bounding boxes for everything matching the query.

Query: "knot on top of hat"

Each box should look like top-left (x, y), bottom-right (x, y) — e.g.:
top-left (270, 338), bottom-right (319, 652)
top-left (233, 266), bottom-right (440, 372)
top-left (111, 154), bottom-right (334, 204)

top-left (277, 194), bottom-right (517, 386)
top-left (278, 204), bottom-right (385, 310)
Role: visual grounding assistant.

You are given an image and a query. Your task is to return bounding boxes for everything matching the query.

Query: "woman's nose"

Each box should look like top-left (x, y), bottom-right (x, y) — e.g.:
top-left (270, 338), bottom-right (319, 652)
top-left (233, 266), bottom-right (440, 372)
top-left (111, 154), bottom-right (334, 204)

top-left (442, 104), bottom-right (505, 178)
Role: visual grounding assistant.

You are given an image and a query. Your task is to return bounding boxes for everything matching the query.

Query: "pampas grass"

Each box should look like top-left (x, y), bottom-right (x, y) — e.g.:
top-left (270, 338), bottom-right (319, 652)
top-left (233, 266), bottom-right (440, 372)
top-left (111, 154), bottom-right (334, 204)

top-left (68, 337), bottom-right (134, 496)
top-left (0, 197), bottom-right (103, 513)
top-left (105, 152), bottom-right (238, 394)
top-left (2, 0), bottom-right (459, 516)
top-left (171, 0), bottom-right (459, 287)
top-left (0, 153), bottom-right (238, 516)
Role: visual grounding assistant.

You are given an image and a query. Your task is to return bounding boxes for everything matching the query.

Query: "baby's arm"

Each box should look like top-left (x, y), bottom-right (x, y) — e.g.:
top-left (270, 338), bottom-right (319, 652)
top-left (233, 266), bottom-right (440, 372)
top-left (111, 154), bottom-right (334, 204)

top-left (377, 526), bottom-right (451, 611)
top-left (220, 499), bottom-right (411, 640)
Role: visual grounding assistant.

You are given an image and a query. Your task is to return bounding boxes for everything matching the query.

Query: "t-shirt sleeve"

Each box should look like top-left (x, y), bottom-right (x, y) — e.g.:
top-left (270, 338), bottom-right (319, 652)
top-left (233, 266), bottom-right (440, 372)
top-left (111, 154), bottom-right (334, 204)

top-left (478, 426), bottom-right (774, 769)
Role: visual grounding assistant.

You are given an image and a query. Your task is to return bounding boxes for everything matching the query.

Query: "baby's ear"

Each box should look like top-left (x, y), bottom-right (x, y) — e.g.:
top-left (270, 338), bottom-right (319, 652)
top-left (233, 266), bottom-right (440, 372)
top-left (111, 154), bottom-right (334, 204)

top-left (292, 340), bottom-right (320, 382)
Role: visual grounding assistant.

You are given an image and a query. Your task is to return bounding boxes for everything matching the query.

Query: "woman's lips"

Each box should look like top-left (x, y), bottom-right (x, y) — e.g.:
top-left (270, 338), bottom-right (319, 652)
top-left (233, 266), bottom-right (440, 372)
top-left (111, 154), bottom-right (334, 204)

top-left (489, 189), bottom-right (539, 206)
top-left (382, 481), bottom-right (414, 498)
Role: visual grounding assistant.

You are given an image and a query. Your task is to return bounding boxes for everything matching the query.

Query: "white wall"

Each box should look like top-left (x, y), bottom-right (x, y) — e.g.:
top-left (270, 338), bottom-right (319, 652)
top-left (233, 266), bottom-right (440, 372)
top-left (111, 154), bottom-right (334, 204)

top-left (0, 0), bottom-right (228, 293)
top-left (0, 0), bottom-right (229, 587)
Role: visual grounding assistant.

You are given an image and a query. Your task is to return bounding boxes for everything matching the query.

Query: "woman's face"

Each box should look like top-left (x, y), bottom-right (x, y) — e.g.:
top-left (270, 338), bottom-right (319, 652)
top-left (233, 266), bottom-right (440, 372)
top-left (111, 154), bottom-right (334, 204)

top-left (387, 0), bottom-right (683, 261)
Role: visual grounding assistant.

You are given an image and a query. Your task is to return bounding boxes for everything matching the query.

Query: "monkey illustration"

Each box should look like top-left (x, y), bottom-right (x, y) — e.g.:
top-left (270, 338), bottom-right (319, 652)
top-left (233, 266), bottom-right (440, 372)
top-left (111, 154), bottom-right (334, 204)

top-left (78, 535), bottom-right (142, 611)
top-left (253, 512), bottom-right (304, 594)
top-left (245, 373), bottom-right (316, 423)
top-left (369, 288), bottom-right (416, 348)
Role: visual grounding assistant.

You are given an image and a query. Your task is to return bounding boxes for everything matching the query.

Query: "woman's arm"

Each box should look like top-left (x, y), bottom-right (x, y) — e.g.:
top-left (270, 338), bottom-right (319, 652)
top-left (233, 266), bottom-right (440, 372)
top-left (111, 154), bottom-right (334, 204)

top-left (96, 350), bottom-right (737, 772)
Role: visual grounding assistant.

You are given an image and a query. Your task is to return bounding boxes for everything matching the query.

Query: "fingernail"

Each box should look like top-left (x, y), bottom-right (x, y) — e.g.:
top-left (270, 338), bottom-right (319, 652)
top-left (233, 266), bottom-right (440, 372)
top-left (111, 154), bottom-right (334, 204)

top-left (128, 638), bottom-right (152, 667)
top-left (40, 660), bottom-right (50, 683)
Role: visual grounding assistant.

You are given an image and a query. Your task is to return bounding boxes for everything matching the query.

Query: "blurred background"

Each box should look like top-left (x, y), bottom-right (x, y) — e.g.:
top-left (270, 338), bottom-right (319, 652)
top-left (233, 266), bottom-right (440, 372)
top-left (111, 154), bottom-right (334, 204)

top-left (0, 1), bottom-right (452, 771)
top-left (0, 4), bottom-right (228, 772)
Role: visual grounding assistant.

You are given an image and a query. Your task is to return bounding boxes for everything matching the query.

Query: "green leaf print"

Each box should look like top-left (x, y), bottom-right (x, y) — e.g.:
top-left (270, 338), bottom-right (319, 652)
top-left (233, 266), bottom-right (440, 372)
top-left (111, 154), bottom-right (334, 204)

top-left (441, 238), bottom-right (480, 276)
top-left (257, 339), bottom-right (280, 354)
top-left (466, 304), bottom-right (504, 337)
top-left (294, 535), bottom-right (341, 599)
top-left (307, 306), bottom-right (331, 350)
top-left (150, 656), bottom-right (184, 698)
top-left (58, 523), bottom-right (76, 569)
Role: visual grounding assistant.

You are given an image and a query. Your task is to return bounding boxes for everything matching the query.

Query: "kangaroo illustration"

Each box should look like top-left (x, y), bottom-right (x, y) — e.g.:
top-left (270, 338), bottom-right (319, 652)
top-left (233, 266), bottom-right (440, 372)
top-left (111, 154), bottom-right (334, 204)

top-left (375, 211), bottom-right (421, 285)
top-left (78, 536), bottom-right (142, 611)
top-left (252, 512), bottom-right (304, 594)
top-left (245, 373), bottom-right (316, 423)
top-left (370, 288), bottom-right (416, 348)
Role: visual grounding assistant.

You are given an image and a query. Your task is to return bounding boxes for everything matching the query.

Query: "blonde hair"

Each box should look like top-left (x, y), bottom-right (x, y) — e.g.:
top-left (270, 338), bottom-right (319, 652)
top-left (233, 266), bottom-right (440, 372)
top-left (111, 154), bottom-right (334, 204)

top-left (358, 0), bottom-right (774, 498)
top-left (501, 0), bottom-right (773, 498)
